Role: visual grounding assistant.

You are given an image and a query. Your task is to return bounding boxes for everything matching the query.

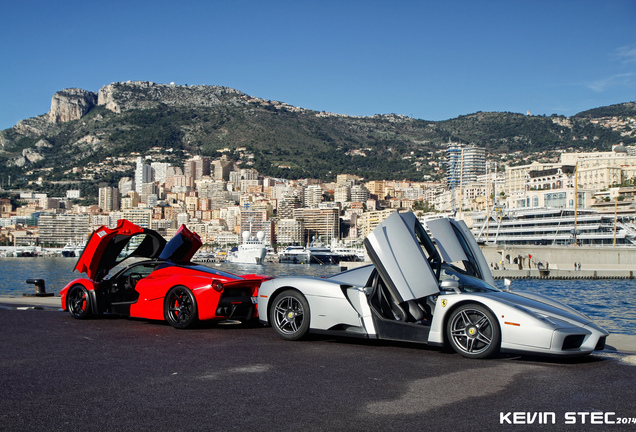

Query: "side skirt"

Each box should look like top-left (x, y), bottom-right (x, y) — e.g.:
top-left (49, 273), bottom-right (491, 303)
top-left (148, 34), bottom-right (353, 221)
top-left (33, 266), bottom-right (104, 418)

top-left (371, 314), bottom-right (431, 344)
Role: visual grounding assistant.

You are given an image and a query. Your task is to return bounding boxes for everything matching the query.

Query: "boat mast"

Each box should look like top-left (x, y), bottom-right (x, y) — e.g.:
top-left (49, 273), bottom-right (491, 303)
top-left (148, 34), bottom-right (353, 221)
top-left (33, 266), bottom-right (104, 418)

top-left (574, 162), bottom-right (578, 246)
top-left (614, 198), bottom-right (618, 246)
top-left (458, 147), bottom-right (465, 221)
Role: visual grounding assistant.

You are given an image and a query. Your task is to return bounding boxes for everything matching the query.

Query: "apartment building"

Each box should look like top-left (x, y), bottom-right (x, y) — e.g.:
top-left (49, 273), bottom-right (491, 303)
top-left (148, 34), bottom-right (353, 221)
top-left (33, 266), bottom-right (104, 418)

top-left (445, 143), bottom-right (486, 190)
top-left (293, 207), bottom-right (339, 243)
top-left (38, 213), bottom-right (90, 246)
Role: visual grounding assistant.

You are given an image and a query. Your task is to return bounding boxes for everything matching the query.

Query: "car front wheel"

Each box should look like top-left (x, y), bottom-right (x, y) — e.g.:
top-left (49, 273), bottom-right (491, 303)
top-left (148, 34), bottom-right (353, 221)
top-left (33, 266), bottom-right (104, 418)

top-left (67, 284), bottom-right (92, 319)
top-left (447, 303), bottom-right (500, 359)
top-left (164, 286), bottom-right (198, 329)
top-left (270, 289), bottom-right (310, 341)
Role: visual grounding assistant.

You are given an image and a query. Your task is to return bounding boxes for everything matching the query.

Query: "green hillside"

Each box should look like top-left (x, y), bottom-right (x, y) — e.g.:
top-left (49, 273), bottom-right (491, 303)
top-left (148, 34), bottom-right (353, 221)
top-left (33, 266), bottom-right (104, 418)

top-left (1, 82), bottom-right (634, 195)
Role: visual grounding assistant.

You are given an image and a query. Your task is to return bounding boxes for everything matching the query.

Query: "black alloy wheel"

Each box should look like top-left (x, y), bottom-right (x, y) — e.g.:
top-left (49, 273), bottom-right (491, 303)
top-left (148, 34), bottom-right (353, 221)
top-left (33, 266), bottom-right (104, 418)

top-left (164, 286), bottom-right (198, 329)
top-left (67, 284), bottom-right (92, 319)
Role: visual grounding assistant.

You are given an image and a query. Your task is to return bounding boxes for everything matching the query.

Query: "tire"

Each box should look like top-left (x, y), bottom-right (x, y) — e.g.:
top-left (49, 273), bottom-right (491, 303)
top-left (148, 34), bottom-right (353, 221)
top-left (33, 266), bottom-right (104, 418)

top-left (446, 303), bottom-right (500, 359)
top-left (270, 289), bottom-right (310, 341)
top-left (164, 286), bottom-right (198, 329)
top-left (67, 284), bottom-right (92, 319)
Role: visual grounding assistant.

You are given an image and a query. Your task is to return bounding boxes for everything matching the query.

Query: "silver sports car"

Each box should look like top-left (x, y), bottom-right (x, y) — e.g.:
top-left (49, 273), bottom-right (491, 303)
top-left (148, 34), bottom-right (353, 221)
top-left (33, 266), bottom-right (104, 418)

top-left (258, 212), bottom-right (609, 358)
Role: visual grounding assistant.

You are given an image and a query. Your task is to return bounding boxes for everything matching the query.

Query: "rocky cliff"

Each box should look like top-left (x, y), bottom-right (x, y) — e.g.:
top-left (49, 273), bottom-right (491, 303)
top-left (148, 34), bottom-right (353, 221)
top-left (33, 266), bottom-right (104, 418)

top-left (48, 88), bottom-right (98, 123)
top-left (97, 81), bottom-right (249, 113)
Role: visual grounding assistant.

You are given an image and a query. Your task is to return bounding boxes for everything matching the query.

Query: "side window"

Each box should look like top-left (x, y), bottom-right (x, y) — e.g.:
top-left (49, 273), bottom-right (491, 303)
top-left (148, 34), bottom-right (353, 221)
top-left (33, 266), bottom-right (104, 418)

top-left (413, 220), bottom-right (437, 260)
top-left (450, 225), bottom-right (483, 280)
top-left (125, 263), bottom-right (156, 278)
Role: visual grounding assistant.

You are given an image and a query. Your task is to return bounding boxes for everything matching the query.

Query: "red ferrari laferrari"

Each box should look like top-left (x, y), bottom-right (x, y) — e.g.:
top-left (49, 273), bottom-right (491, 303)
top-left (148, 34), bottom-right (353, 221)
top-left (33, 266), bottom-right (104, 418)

top-left (60, 220), bottom-right (271, 329)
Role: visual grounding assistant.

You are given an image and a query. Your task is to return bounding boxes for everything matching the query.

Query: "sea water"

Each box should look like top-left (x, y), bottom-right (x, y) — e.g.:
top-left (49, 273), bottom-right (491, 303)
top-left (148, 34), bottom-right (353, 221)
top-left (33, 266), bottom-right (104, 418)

top-left (1, 257), bottom-right (634, 335)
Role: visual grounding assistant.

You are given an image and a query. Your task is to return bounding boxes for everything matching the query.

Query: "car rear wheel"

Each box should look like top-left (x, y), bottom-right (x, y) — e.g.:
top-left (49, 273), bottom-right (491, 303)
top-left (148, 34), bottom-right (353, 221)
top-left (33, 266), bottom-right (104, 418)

top-left (271, 289), bottom-right (310, 341)
top-left (67, 285), bottom-right (92, 319)
top-left (447, 303), bottom-right (500, 359)
top-left (164, 286), bottom-right (198, 329)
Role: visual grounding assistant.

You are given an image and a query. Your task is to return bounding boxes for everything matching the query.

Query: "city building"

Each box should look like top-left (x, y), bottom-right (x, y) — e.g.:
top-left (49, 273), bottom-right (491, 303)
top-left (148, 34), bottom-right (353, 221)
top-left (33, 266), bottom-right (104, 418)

top-left (38, 213), bottom-right (91, 246)
top-left (98, 186), bottom-right (120, 212)
top-left (445, 143), bottom-right (486, 190)
top-left (122, 208), bottom-right (153, 228)
top-left (350, 184), bottom-right (370, 203)
top-left (151, 162), bottom-right (171, 184)
top-left (239, 209), bottom-right (273, 244)
top-left (135, 157), bottom-right (152, 195)
top-left (334, 185), bottom-right (351, 204)
top-left (303, 185), bottom-right (323, 207)
top-left (293, 207), bottom-right (339, 243)
top-left (276, 219), bottom-right (304, 245)
top-left (212, 156), bottom-right (235, 180)
top-left (356, 209), bottom-right (396, 239)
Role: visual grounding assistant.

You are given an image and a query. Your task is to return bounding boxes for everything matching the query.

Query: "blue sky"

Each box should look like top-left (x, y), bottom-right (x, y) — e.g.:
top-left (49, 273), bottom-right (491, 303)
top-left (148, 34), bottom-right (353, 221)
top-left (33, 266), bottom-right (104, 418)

top-left (1, 0), bottom-right (635, 130)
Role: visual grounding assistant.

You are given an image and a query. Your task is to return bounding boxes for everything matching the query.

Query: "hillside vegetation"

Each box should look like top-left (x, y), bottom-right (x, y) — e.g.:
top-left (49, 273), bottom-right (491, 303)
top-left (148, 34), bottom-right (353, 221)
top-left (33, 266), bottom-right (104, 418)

top-left (1, 82), bottom-right (634, 190)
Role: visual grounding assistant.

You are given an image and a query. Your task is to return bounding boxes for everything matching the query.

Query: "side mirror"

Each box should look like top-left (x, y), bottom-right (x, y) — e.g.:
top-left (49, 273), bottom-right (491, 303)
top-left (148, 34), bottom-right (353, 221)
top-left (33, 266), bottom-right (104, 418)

top-left (440, 279), bottom-right (460, 294)
top-left (504, 278), bottom-right (512, 292)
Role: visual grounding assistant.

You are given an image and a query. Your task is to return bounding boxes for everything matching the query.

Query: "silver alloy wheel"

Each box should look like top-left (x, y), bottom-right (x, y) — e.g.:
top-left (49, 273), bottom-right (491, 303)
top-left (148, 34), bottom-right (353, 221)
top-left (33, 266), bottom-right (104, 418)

top-left (271, 290), bottom-right (310, 340)
top-left (449, 307), bottom-right (494, 356)
top-left (273, 295), bottom-right (304, 335)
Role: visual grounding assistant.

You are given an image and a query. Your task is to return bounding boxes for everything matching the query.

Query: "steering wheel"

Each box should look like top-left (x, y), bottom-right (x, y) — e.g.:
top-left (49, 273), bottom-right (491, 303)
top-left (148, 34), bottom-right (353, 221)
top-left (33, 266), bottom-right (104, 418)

top-left (126, 273), bottom-right (143, 290)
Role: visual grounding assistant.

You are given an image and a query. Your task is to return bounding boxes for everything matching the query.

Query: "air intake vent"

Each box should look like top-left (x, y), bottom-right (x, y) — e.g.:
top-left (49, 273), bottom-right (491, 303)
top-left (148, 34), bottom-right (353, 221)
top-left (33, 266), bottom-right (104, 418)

top-left (595, 336), bottom-right (606, 351)
top-left (562, 335), bottom-right (585, 350)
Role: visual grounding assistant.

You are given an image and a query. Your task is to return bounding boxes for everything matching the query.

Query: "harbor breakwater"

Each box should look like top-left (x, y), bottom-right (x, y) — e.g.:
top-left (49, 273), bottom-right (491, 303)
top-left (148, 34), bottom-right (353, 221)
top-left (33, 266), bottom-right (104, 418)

top-left (492, 269), bottom-right (634, 280)
top-left (481, 244), bottom-right (636, 279)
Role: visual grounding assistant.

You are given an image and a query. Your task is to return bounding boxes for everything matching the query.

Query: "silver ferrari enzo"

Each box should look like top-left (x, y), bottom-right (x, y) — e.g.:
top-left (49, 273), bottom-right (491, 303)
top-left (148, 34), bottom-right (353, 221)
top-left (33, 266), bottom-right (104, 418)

top-left (258, 212), bottom-right (609, 358)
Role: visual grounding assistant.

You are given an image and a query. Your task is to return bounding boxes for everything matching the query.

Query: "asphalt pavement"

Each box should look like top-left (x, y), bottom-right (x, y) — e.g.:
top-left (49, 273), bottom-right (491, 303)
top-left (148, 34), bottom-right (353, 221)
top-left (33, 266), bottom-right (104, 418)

top-left (1, 299), bottom-right (635, 431)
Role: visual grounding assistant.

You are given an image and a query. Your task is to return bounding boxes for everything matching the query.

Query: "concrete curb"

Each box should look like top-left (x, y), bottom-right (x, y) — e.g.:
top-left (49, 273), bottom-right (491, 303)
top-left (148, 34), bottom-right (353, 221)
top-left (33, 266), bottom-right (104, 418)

top-left (605, 334), bottom-right (636, 354)
top-left (0, 295), bottom-right (61, 308)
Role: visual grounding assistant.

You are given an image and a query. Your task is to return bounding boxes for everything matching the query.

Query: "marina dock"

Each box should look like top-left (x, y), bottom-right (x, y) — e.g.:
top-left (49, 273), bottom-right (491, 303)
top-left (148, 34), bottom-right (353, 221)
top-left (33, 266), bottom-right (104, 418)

top-left (492, 268), bottom-right (634, 280)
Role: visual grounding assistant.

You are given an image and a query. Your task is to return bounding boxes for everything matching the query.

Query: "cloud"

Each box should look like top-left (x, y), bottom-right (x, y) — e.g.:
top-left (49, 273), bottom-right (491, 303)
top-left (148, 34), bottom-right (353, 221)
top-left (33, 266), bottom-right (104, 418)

top-left (586, 72), bottom-right (634, 92)
top-left (615, 44), bottom-right (636, 64)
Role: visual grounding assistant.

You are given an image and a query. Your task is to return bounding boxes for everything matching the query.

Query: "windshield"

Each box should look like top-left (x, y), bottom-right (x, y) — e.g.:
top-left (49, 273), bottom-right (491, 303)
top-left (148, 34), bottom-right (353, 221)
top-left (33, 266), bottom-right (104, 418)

top-left (439, 264), bottom-right (499, 293)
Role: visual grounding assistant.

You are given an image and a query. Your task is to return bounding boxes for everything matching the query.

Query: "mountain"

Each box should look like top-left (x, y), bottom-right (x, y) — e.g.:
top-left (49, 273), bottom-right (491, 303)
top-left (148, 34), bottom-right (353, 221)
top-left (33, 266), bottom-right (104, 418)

top-left (1, 81), bottom-right (635, 192)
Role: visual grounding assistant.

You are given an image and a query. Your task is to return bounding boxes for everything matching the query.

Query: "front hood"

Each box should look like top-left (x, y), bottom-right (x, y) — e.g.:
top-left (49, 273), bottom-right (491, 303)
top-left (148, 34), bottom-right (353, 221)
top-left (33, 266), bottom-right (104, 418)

top-left (491, 290), bottom-right (594, 327)
top-left (75, 219), bottom-right (166, 281)
top-left (507, 290), bottom-right (594, 323)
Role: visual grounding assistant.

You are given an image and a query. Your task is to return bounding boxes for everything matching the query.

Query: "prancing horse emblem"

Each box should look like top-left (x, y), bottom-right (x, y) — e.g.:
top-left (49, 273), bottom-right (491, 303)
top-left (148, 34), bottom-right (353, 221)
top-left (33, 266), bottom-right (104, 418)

top-left (441, 299), bottom-right (447, 308)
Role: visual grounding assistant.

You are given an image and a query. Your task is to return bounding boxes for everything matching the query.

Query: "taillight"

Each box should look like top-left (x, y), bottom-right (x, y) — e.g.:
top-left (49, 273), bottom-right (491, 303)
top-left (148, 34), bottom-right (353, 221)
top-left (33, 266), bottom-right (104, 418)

top-left (212, 280), bottom-right (224, 292)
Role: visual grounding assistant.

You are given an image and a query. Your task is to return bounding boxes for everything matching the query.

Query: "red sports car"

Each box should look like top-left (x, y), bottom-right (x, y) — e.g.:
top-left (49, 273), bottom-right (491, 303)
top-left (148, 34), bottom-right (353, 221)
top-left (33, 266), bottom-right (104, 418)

top-left (60, 220), bottom-right (271, 329)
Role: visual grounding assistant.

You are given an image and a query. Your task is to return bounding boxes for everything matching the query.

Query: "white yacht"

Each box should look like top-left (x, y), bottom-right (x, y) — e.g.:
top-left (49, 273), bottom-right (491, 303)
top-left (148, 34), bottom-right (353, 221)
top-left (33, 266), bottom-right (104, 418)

top-left (471, 207), bottom-right (636, 246)
top-left (330, 241), bottom-right (366, 262)
top-left (279, 237), bottom-right (341, 265)
top-left (61, 241), bottom-right (85, 257)
top-left (226, 231), bottom-right (268, 264)
top-left (278, 245), bottom-right (311, 264)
